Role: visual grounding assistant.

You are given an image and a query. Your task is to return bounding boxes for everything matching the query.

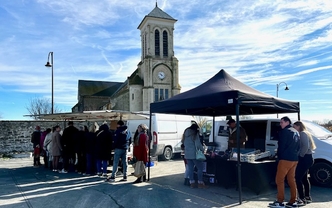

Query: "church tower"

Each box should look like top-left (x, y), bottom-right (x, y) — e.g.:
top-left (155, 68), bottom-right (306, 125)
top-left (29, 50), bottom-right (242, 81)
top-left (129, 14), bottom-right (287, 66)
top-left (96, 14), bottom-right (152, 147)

top-left (137, 3), bottom-right (181, 111)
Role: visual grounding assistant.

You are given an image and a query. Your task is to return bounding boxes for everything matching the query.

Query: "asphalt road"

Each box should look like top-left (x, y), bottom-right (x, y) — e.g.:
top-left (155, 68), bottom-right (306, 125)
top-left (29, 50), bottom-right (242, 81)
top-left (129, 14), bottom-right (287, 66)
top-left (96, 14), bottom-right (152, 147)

top-left (0, 156), bottom-right (331, 208)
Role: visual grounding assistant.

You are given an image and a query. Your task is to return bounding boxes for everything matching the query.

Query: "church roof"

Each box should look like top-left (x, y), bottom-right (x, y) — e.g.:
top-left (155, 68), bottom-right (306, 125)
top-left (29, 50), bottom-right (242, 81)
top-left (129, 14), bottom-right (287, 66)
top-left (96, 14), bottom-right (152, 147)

top-left (138, 4), bottom-right (177, 29)
top-left (147, 4), bottom-right (176, 20)
top-left (78, 80), bottom-right (123, 98)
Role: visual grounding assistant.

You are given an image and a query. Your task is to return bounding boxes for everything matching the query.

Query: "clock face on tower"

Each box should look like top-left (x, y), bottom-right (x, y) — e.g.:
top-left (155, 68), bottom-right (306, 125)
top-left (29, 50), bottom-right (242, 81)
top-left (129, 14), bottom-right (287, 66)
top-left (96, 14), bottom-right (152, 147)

top-left (158, 71), bottom-right (165, 80)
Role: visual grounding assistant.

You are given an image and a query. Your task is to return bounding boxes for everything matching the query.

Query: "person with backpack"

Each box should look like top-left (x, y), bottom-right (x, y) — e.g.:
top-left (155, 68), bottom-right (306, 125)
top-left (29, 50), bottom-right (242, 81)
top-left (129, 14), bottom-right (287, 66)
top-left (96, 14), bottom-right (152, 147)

top-left (106, 120), bottom-right (131, 182)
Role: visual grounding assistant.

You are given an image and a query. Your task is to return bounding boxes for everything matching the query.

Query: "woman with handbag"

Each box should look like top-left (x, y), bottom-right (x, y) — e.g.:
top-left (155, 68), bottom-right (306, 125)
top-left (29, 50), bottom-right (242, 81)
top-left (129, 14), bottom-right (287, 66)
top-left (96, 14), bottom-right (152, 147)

top-left (182, 123), bottom-right (207, 189)
top-left (132, 124), bottom-right (149, 183)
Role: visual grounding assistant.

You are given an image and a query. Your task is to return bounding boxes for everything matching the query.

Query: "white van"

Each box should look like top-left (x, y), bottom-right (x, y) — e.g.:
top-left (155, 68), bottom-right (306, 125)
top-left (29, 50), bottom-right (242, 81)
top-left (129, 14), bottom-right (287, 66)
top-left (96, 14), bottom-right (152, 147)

top-left (209, 118), bottom-right (332, 187)
top-left (126, 113), bottom-right (194, 160)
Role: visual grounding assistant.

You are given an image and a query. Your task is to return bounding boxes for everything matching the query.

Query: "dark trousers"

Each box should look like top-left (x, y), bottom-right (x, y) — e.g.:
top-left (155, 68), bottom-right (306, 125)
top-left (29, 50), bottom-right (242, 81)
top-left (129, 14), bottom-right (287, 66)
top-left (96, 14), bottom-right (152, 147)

top-left (76, 153), bottom-right (86, 173)
top-left (295, 154), bottom-right (314, 199)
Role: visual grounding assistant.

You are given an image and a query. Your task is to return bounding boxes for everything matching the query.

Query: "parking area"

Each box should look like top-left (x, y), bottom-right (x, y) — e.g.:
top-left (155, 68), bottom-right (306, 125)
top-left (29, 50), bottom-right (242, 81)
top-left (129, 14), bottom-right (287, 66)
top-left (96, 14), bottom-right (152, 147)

top-left (0, 156), bottom-right (332, 208)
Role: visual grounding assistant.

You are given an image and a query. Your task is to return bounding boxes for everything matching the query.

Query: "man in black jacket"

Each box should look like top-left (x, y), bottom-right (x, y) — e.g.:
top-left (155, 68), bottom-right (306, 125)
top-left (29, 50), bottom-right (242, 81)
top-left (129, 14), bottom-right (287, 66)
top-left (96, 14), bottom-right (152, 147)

top-left (60, 121), bottom-right (78, 173)
top-left (107, 120), bottom-right (131, 182)
top-left (269, 116), bottom-right (300, 208)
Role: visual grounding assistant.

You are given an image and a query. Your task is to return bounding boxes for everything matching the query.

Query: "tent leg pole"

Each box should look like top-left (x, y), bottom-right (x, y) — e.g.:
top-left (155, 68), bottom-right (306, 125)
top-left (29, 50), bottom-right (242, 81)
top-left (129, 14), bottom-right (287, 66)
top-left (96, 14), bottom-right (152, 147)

top-left (236, 104), bottom-right (242, 204)
top-left (148, 111), bottom-right (152, 181)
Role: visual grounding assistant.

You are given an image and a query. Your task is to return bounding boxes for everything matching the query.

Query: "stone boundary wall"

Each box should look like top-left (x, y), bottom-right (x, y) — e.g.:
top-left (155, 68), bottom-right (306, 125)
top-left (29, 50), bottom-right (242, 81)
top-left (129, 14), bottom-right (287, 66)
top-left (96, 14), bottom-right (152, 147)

top-left (0, 120), bottom-right (104, 154)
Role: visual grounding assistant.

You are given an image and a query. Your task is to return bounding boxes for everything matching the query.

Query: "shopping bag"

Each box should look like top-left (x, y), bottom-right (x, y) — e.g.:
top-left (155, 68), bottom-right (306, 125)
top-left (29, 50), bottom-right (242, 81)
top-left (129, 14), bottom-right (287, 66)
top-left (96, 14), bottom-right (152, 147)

top-left (133, 161), bottom-right (146, 177)
top-left (196, 149), bottom-right (206, 161)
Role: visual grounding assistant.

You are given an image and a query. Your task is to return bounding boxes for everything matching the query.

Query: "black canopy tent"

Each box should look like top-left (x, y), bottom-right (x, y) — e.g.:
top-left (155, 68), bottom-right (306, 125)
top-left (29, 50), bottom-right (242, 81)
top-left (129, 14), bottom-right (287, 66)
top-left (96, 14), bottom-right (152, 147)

top-left (149, 69), bottom-right (300, 204)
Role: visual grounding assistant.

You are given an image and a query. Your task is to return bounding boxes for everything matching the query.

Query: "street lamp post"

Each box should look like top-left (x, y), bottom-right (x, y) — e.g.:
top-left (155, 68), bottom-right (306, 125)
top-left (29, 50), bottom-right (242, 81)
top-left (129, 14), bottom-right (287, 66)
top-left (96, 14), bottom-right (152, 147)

top-left (276, 82), bottom-right (289, 118)
top-left (45, 52), bottom-right (54, 114)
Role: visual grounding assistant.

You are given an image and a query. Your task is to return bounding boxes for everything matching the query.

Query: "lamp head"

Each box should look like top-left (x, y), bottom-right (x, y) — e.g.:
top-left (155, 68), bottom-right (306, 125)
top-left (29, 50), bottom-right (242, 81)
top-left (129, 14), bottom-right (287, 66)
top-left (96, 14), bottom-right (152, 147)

top-left (45, 62), bottom-right (52, 67)
top-left (285, 86), bottom-right (289, 90)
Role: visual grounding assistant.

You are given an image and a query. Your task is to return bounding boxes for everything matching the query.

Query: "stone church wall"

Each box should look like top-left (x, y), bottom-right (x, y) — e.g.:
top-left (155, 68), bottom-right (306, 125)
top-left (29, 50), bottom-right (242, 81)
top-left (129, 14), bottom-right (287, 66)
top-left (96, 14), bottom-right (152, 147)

top-left (0, 120), bottom-right (97, 155)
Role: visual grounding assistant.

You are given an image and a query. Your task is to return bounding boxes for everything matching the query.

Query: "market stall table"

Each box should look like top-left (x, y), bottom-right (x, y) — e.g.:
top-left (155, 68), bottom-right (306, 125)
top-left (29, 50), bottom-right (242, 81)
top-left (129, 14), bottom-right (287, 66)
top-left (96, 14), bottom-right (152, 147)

top-left (205, 156), bottom-right (277, 195)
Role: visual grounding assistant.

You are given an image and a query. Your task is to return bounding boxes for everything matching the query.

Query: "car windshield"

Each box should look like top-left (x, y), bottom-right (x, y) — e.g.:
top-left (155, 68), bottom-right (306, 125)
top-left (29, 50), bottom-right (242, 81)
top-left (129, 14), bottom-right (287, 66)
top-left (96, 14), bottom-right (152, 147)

top-left (303, 120), bottom-right (332, 139)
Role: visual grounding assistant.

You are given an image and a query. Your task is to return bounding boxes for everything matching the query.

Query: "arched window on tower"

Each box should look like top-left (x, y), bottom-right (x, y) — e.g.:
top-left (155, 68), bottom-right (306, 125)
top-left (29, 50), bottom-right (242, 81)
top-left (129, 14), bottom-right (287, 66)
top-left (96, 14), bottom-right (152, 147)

top-left (155, 29), bottom-right (160, 56)
top-left (163, 31), bottom-right (168, 57)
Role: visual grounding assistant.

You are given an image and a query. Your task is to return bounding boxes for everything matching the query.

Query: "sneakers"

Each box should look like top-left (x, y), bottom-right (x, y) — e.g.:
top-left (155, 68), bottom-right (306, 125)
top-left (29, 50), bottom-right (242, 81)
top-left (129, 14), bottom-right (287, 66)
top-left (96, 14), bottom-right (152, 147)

top-left (269, 201), bottom-right (284, 207)
top-left (106, 176), bottom-right (115, 182)
top-left (190, 183), bottom-right (197, 188)
top-left (305, 197), bottom-right (312, 204)
top-left (119, 177), bottom-right (127, 182)
top-left (97, 172), bottom-right (102, 177)
top-left (59, 169), bottom-right (68, 174)
top-left (296, 199), bottom-right (306, 206)
top-left (285, 202), bottom-right (298, 207)
top-left (102, 173), bottom-right (108, 177)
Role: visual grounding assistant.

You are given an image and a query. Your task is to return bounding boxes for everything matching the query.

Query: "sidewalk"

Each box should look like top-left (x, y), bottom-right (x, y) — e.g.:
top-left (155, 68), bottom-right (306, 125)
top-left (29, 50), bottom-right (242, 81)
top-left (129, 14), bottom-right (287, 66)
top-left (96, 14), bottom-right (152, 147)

top-left (0, 157), bottom-right (331, 208)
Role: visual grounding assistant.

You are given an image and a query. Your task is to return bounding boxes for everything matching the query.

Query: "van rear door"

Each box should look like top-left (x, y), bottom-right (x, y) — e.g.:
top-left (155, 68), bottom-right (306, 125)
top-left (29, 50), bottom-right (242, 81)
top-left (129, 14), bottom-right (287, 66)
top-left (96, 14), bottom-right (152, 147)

top-left (266, 120), bottom-right (280, 156)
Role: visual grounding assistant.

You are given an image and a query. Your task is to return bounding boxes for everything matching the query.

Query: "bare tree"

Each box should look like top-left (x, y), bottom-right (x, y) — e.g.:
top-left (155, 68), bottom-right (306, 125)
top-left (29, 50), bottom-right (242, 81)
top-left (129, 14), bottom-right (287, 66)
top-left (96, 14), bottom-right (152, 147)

top-left (193, 116), bottom-right (209, 128)
top-left (26, 97), bottom-right (61, 119)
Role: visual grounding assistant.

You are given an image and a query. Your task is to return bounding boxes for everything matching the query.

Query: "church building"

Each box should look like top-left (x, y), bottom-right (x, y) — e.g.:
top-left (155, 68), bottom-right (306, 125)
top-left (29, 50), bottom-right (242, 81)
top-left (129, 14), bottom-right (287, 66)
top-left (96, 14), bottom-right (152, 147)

top-left (72, 4), bottom-right (181, 113)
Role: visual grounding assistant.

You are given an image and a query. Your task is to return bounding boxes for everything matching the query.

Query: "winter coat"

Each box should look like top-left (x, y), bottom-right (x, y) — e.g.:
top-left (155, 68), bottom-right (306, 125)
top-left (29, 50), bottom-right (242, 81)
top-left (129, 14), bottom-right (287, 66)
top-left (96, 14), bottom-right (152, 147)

top-left (85, 132), bottom-right (96, 155)
top-left (113, 125), bottom-right (131, 150)
top-left (61, 125), bottom-right (78, 154)
top-left (43, 133), bottom-right (53, 152)
top-left (228, 126), bottom-right (247, 149)
top-left (277, 124), bottom-right (300, 161)
top-left (133, 131), bottom-right (149, 163)
top-left (183, 128), bottom-right (204, 160)
top-left (95, 124), bottom-right (113, 160)
top-left (31, 130), bottom-right (41, 148)
top-left (51, 131), bottom-right (62, 157)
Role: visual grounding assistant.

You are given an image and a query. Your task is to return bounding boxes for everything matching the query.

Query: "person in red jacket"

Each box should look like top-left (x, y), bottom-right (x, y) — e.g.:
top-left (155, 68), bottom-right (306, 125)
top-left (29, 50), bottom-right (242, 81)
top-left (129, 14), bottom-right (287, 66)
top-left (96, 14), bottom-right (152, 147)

top-left (132, 123), bottom-right (149, 183)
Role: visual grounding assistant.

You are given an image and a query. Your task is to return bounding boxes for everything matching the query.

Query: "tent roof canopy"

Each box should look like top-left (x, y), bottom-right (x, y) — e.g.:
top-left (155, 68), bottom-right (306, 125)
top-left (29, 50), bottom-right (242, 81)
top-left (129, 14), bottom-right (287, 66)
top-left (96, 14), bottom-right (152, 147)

top-left (150, 69), bottom-right (299, 116)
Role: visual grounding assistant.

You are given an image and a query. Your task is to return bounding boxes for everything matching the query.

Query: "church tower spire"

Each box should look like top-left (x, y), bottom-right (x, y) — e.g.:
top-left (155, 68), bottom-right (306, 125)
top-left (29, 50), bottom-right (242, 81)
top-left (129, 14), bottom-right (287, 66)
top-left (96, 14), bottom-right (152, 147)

top-left (136, 5), bottom-right (181, 111)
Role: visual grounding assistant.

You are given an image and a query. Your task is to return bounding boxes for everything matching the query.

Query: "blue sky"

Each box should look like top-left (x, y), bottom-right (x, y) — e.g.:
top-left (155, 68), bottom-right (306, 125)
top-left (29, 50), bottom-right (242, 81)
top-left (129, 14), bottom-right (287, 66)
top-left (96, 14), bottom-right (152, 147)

top-left (0, 0), bottom-right (332, 122)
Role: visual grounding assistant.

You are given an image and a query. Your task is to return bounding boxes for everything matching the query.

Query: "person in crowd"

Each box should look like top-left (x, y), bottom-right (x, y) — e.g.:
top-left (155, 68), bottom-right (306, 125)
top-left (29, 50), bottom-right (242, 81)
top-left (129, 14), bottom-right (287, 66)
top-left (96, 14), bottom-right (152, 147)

top-left (40, 128), bottom-right (49, 168)
top-left (181, 123), bottom-right (207, 189)
top-left (293, 121), bottom-right (316, 205)
top-left (107, 120), bottom-right (131, 182)
top-left (132, 124), bottom-right (149, 183)
top-left (74, 126), bottom-right (87, 174)
top-left (43, 128), bottom-right (52, 169)
top-left (95, 124), bottom-right (113, 177)
top-left (51, 125), bottom-right (62, 172)
top-left (269, 117), bottom-right (300, 208)
top-left (31, 125), bottom-right (41, 167)
top-left (84, 125), bottom-right (96, 176)
top-left (227, 119), bottom-right (247, 149)
top-left (61, 121), bottom-right (78, 173)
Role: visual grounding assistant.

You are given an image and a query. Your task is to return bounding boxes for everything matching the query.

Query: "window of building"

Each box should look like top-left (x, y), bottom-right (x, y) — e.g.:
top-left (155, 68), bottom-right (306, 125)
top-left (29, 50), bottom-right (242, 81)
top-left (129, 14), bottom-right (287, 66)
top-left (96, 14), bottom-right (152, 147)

top-left (143, 34), bottom-right (147, 57)
top-left (155, 88), bottom-right (169, 102)
top-left (154, 88), bottom-right (159, 102)
top-left (155, 30), bottom-right (160, 56)
top-left (163, 31), bottom-right (168, 57)
top-left (165, 89), bottom-right (169, 99)
top-left (160, 89), bottom-right (164, 100)
top-left (132, 93), bottom-right (134, 100)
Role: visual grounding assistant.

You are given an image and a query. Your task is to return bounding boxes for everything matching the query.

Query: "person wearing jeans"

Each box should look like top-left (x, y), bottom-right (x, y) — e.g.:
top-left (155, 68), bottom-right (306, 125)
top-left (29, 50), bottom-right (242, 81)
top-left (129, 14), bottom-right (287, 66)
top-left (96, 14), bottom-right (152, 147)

top-left (269, 117), bottom-right (300, 208)
top-left (107, 120), bottom-right (131, 182)
top-left (182, 123), bottom-right (207, 189)
top-left (95, 124), bottom-right (113, 177)
top-left (293, 121), bottom-right (316, 205)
